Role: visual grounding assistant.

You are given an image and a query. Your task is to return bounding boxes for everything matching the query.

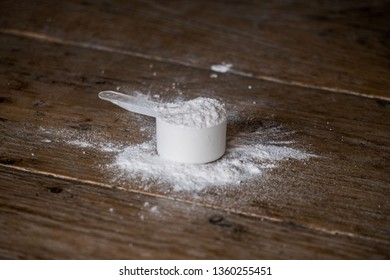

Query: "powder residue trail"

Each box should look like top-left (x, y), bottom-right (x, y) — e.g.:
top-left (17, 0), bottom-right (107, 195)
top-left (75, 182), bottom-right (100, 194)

top-left (38, 126), bottom-right (126, 153)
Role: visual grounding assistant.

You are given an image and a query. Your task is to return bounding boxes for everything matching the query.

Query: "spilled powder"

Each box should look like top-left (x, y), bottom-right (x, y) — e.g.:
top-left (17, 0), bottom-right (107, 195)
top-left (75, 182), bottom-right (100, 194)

top-left (211, 63), bottom-right (233, 73)
top-left (112, 129), bottom-right (311, 192)
top-left (38, 94), bottom-right (314, 193)
top-left (39, 126), bottom-right (125, 153)
top-left (155, 97), bottom-right (226, 128)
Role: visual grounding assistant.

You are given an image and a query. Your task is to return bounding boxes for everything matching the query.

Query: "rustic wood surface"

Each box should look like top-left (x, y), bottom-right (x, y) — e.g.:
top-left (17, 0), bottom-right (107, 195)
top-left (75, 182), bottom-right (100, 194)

top-left (0, 0), bottom-right (389, 259)
top-left (2, 166), bottom-right (388, 259)
top-left (1, 0), bottom-right (389, 99)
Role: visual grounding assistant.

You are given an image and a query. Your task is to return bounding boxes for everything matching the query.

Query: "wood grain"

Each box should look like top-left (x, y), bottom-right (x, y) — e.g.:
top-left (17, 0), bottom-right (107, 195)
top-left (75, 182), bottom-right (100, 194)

top-left (1, 166), bottom-right (389, 259)
top-left (0, 0), bottom-right (389, 99)
top-left (0, 31), bottom-right (389, 259)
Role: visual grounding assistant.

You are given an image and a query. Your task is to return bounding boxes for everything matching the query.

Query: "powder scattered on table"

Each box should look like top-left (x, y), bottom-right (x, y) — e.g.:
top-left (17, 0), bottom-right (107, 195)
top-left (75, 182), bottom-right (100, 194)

top-left (211, 63), bottom-right (233, 73)
top-left (38, 93), bottom-right (315, 192)
top-left (112, 128), bottom-right (312, 192)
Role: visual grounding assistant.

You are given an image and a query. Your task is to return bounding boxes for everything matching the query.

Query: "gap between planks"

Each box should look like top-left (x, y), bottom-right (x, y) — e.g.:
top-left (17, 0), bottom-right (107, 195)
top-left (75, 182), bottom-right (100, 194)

top-left (1, 28), bottom-right (388, 102)
top-left (1, 163), bottom-right (388, 246)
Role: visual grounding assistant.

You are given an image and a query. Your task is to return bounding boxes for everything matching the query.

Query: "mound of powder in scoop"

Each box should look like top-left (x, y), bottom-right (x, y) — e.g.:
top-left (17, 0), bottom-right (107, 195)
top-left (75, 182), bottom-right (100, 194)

top-left (155, 97), bottom-right (226, 129)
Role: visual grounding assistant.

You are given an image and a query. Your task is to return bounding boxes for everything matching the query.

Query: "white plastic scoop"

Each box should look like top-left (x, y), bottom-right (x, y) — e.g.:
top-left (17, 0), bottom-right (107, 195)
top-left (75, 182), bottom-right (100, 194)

top-left (98, 90), bottom-right (227, 164)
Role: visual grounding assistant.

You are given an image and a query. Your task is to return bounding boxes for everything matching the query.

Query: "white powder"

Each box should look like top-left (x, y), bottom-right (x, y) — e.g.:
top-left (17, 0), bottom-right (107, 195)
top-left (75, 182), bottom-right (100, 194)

top-left (37, 94), bottom-right (315, 193)
top-left (112, 126), bottom-right (314, 192)
top-left (155, 97), bottom-right (226, 129)
top-left (211, 63), bottom-right (233, 73)
top-left (40, 126), bottom-right (314, 192)
top-left (67, 140), bottom-right (94, 148)
top-left (149, 206), bottom-right (159, 214)
top-left (39, 126), bottom-right (124, 153)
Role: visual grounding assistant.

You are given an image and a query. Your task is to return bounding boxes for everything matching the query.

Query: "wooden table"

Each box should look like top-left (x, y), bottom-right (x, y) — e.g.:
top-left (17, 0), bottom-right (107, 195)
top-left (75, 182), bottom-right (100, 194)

top-left (0, 0), bottom-right (389, 259)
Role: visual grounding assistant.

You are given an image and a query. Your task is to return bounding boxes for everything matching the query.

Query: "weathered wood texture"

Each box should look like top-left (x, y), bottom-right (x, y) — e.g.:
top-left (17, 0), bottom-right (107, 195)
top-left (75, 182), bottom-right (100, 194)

top-left (0, 0), bottom-right (389, 99)
top-left (2, 166), bottom-right (388, 259)
top-left (0, 0), bottom-right (390, 259)
top-left (0, 33), bottom-right (389, 260)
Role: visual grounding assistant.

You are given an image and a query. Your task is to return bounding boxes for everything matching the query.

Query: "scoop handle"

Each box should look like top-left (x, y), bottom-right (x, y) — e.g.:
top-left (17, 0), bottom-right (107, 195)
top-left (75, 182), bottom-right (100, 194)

top-left (98, 91), bottom-right (158, 118)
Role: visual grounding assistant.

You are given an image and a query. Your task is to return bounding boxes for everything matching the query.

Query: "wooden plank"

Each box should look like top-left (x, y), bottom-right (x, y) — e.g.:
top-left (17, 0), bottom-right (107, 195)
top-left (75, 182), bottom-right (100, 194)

top-left (0, 32), bottom-right (390, 249)
top-left (0, 33), bottom-right (389, 248)
top-left (1, 166), bottom-right (389, 259)
top-left (0, 0), bottom-right (389, 99)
